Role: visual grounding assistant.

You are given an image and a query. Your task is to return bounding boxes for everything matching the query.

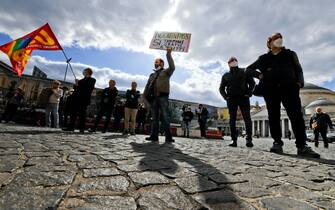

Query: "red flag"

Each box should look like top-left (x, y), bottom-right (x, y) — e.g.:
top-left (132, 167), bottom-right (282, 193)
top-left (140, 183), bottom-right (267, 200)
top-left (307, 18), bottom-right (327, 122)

top-left (0, 23), bottom-right (62, 76)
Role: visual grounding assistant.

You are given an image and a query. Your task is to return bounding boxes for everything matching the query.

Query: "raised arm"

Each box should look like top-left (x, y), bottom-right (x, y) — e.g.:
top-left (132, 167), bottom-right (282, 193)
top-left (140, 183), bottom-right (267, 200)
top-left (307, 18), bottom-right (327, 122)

top-left (165, 48), bottom-right (175, 76)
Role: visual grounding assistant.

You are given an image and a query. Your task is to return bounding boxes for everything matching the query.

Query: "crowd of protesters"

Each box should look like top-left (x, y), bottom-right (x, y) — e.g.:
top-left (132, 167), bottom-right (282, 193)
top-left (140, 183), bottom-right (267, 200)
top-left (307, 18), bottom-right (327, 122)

top-left (1, 33), bottom-right (334, 158)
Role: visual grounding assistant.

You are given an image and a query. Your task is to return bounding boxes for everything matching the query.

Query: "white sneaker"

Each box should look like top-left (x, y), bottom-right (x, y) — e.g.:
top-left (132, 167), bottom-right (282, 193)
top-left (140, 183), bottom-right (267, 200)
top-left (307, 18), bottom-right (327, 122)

top-left (9, 121), bottom-right (15, 124)
top-left (1, 120), bottom-right (5, 123)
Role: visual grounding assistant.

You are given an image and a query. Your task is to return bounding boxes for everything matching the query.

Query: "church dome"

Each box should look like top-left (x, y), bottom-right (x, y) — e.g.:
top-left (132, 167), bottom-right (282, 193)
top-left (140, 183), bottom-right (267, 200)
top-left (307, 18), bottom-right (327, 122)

top-left (300, 83), bottom-right (335, 107)
top-left (305, 97), bottom-right (335, 115)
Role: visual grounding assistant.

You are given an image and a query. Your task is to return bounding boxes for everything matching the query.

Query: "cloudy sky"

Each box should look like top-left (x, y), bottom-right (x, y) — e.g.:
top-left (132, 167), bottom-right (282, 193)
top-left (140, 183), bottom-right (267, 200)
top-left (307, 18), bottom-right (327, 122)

top-left (0, 0), bottom-right (334, 107)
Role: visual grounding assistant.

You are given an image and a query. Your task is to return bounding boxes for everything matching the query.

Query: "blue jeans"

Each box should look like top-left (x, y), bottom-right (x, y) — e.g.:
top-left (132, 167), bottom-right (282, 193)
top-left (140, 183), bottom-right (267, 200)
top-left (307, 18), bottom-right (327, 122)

top-left (45, 103), bottom-right (59, 127)
top-left (150, 96), bottom-right (172, 140)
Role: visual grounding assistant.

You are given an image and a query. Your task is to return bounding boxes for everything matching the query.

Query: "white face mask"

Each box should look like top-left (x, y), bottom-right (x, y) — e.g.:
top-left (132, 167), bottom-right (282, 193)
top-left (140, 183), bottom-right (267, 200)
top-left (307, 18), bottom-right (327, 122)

top-left (229, 61), bottom-right (238, 68)
top-left (273, 38), bottom-right (283, 48)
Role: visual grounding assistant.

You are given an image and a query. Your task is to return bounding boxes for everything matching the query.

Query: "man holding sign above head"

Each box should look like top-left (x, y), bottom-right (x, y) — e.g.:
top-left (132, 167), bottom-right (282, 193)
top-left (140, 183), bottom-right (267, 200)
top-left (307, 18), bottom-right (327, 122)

top-left (143, 48), bottom-right (175, 143)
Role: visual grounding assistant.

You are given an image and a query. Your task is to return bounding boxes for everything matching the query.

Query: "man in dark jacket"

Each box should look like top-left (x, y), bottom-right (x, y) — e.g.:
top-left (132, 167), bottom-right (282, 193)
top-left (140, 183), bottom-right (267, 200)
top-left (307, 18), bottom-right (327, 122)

top-left (63, 68), bottom-right (96, 133)
top-left (143, 48), bottom-right (175, 143)
top-left (1, 88), bottom-right (24, 123)
top-left (310, 107), bottom-right (333, 148)
top-left (136, 104), bottom-right (147, 134)
top-left (89, 80), bottom-right (118, 133)
top-left (246, 32), bottom-right (320, 158)
top-left (196, 104), bottom-right (209, 138)
top-left (220, 57), bottom-right (255, 147)
top-left (61, 88), bottom-right (74, 128)
top-left (182, 106), bottom-right (194, 138)
top-left (124, 81), bottom-right (141, 135)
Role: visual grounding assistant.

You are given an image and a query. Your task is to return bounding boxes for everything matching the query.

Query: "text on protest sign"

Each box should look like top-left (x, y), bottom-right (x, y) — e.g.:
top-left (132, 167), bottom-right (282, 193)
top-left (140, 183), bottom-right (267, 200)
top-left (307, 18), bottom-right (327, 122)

top-left (149, 31), bottom-right (191, 53)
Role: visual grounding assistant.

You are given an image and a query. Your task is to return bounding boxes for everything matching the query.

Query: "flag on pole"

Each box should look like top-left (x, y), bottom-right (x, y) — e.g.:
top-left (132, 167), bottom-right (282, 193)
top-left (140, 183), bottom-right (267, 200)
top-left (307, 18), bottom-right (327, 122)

top-left (0, 23), bottom-right (62, 76)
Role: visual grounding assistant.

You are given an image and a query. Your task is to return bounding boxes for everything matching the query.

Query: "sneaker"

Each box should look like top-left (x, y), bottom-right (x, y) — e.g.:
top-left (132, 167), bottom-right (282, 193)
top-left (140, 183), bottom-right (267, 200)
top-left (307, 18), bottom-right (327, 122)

top-left (324, 143), bottom-right (329, 148)
top-left (246, 140), bottom-right (254, 148)
top-left (270, 143), bottom-right (283, 154)
top-left (123, 130), bottom-right (129, 135)
top-left (79, 129), bottom-right (85, 134)
top-left (9, 121), bottom-right (15, 124)
top-left (1, 120), bottom-right (5, 123)
top-left (314, 141), bottom-right (319, 147)
top-left (62, 127), bottom-right (74, 132)
top-left (145, 137), bottom-right (158, 142)
top-left (130, 131), bottom-right (136, 135)
top-left (88, 128), bottom-right (96, 133)
top-left (297, 145), bottom-right (320, 158)
top-left (165, 139), bottom-right (175, 143)
top-left (101, 130), bottom-right (106, 133)
top-left (229, 141), bottom-right (237, 147)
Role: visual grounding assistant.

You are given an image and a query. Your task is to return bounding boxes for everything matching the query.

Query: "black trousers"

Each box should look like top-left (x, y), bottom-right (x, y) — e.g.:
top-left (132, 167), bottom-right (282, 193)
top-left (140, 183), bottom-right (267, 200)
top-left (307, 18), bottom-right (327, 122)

top-left (314, 129), bottom-right (328, 145)
top-left (69, 104), bottom-right (88, 131)
top-left (263, 84), bottom-right (306, 148)
top-left (227, 96), bottom-right (252, 141)
top-left (199, 120), bottom-right (207, 137)
top-left (2, 104), bottom-right (18, 122)
top-left (92, 106), bottom-right (113, 131)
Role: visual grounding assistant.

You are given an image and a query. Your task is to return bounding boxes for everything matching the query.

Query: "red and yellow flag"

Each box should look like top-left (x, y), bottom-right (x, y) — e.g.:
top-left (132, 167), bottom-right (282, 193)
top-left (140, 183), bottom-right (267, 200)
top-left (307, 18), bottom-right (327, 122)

top-left (0, 23), bottom-right (62, 76)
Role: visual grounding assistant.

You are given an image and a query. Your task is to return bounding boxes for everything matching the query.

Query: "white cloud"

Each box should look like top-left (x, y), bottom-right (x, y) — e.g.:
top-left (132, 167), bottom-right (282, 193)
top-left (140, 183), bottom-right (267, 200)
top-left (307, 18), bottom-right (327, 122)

top-left (0, 0), bottom-right (334, 106)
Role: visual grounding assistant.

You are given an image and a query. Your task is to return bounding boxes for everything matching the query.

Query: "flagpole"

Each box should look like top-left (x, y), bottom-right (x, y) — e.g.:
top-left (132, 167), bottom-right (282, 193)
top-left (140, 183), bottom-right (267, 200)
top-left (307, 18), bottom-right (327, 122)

top-left (61, 49), bottom-right (76, 80)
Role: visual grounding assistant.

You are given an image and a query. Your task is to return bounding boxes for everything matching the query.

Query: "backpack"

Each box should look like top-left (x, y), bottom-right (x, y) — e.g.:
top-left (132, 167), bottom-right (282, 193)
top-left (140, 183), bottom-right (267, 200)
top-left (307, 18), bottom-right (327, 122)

top-left (37, 88), bottom-right (53, 107)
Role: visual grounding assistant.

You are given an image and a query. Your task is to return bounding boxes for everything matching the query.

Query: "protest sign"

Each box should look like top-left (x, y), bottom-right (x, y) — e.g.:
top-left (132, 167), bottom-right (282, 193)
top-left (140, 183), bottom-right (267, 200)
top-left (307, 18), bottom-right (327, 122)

top-left (149, 31), bottom-right (191, 52)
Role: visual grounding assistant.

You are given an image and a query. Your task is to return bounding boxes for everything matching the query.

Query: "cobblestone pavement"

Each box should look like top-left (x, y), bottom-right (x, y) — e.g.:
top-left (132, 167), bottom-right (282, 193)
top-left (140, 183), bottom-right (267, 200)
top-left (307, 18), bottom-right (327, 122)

top-left (0, 124), bottom-right (334, 210)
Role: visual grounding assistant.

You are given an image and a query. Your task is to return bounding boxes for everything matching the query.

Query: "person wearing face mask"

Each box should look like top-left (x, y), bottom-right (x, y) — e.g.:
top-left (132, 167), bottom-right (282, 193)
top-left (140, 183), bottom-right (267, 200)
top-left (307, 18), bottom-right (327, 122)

top-left (246, 32), bottom-right (320, 158)
top-left (143, 48), bottom-right (175, 143)
top-left (63, 68), bottom-right (96, 133)
top-left (220, 57), bottom-right (255, 147)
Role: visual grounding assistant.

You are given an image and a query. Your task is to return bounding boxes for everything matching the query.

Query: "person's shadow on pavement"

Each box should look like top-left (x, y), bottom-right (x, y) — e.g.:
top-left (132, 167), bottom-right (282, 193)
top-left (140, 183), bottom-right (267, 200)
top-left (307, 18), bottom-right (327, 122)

top-left (130, 141), bottom-right (253, 210)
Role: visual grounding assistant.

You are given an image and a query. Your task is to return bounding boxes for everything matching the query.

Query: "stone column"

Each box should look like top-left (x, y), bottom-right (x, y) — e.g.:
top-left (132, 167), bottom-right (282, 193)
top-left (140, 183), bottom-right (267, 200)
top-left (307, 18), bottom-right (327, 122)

top-left (282, 119), bottom-right (285, 138)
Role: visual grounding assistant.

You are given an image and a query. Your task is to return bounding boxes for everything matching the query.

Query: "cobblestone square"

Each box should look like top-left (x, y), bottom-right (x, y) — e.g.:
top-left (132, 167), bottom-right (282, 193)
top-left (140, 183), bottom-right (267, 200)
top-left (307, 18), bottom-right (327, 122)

top-left (0, 124), bottom-right (334, 210)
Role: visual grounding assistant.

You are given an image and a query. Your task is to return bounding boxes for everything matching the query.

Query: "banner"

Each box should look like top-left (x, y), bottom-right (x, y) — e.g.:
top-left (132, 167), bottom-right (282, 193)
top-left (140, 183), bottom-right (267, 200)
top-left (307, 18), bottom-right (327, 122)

top-left (0, 23), bottom-right (62, 77)
top-left (149, 31), bottom-right (191, 53)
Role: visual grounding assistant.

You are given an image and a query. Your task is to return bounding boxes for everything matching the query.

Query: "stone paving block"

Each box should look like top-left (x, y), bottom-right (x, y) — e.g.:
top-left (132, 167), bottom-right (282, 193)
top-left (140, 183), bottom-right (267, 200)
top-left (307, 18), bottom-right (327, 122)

top-left (137, 185), bottom-right (203, 210)
top-left (0, 185), bottom-right (68, 210)
top-left (209, 173), bottom-right (249, 184)
top-left (160, 167), bottom-right (198, 178)
top-left (192, 189), bottom-right (257, 210)
top-left (0, 148), bottom-right (20, 155)
top-left (13, 170), bottom-right (76, 187)
top-left (260, 197), bottom-right (318, 210)
top-left (59, 195), bottom-right (137, 210)
top-left (174, 175), bottom-right (218, 193)
top-left (68, 154), bottom-right (98, 162)
top-left (128, 171), bottom-right (170, 188)
top-left (0, 172), bottom-right (11, 186)
top-left (83, 168), bottom-right (120, 178)
top-left (25, 156), bottom-right (64, 166)
top-left (117, 163), bottom-right (149, 172)
top-left (0, 159), bottom-right (25, 172)
top-left (1, 125), bottom-right (335, 210)
top-left (77, 160), bottom-right (113, 169)
top-left (69, 176), bottom-right (129, 196)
